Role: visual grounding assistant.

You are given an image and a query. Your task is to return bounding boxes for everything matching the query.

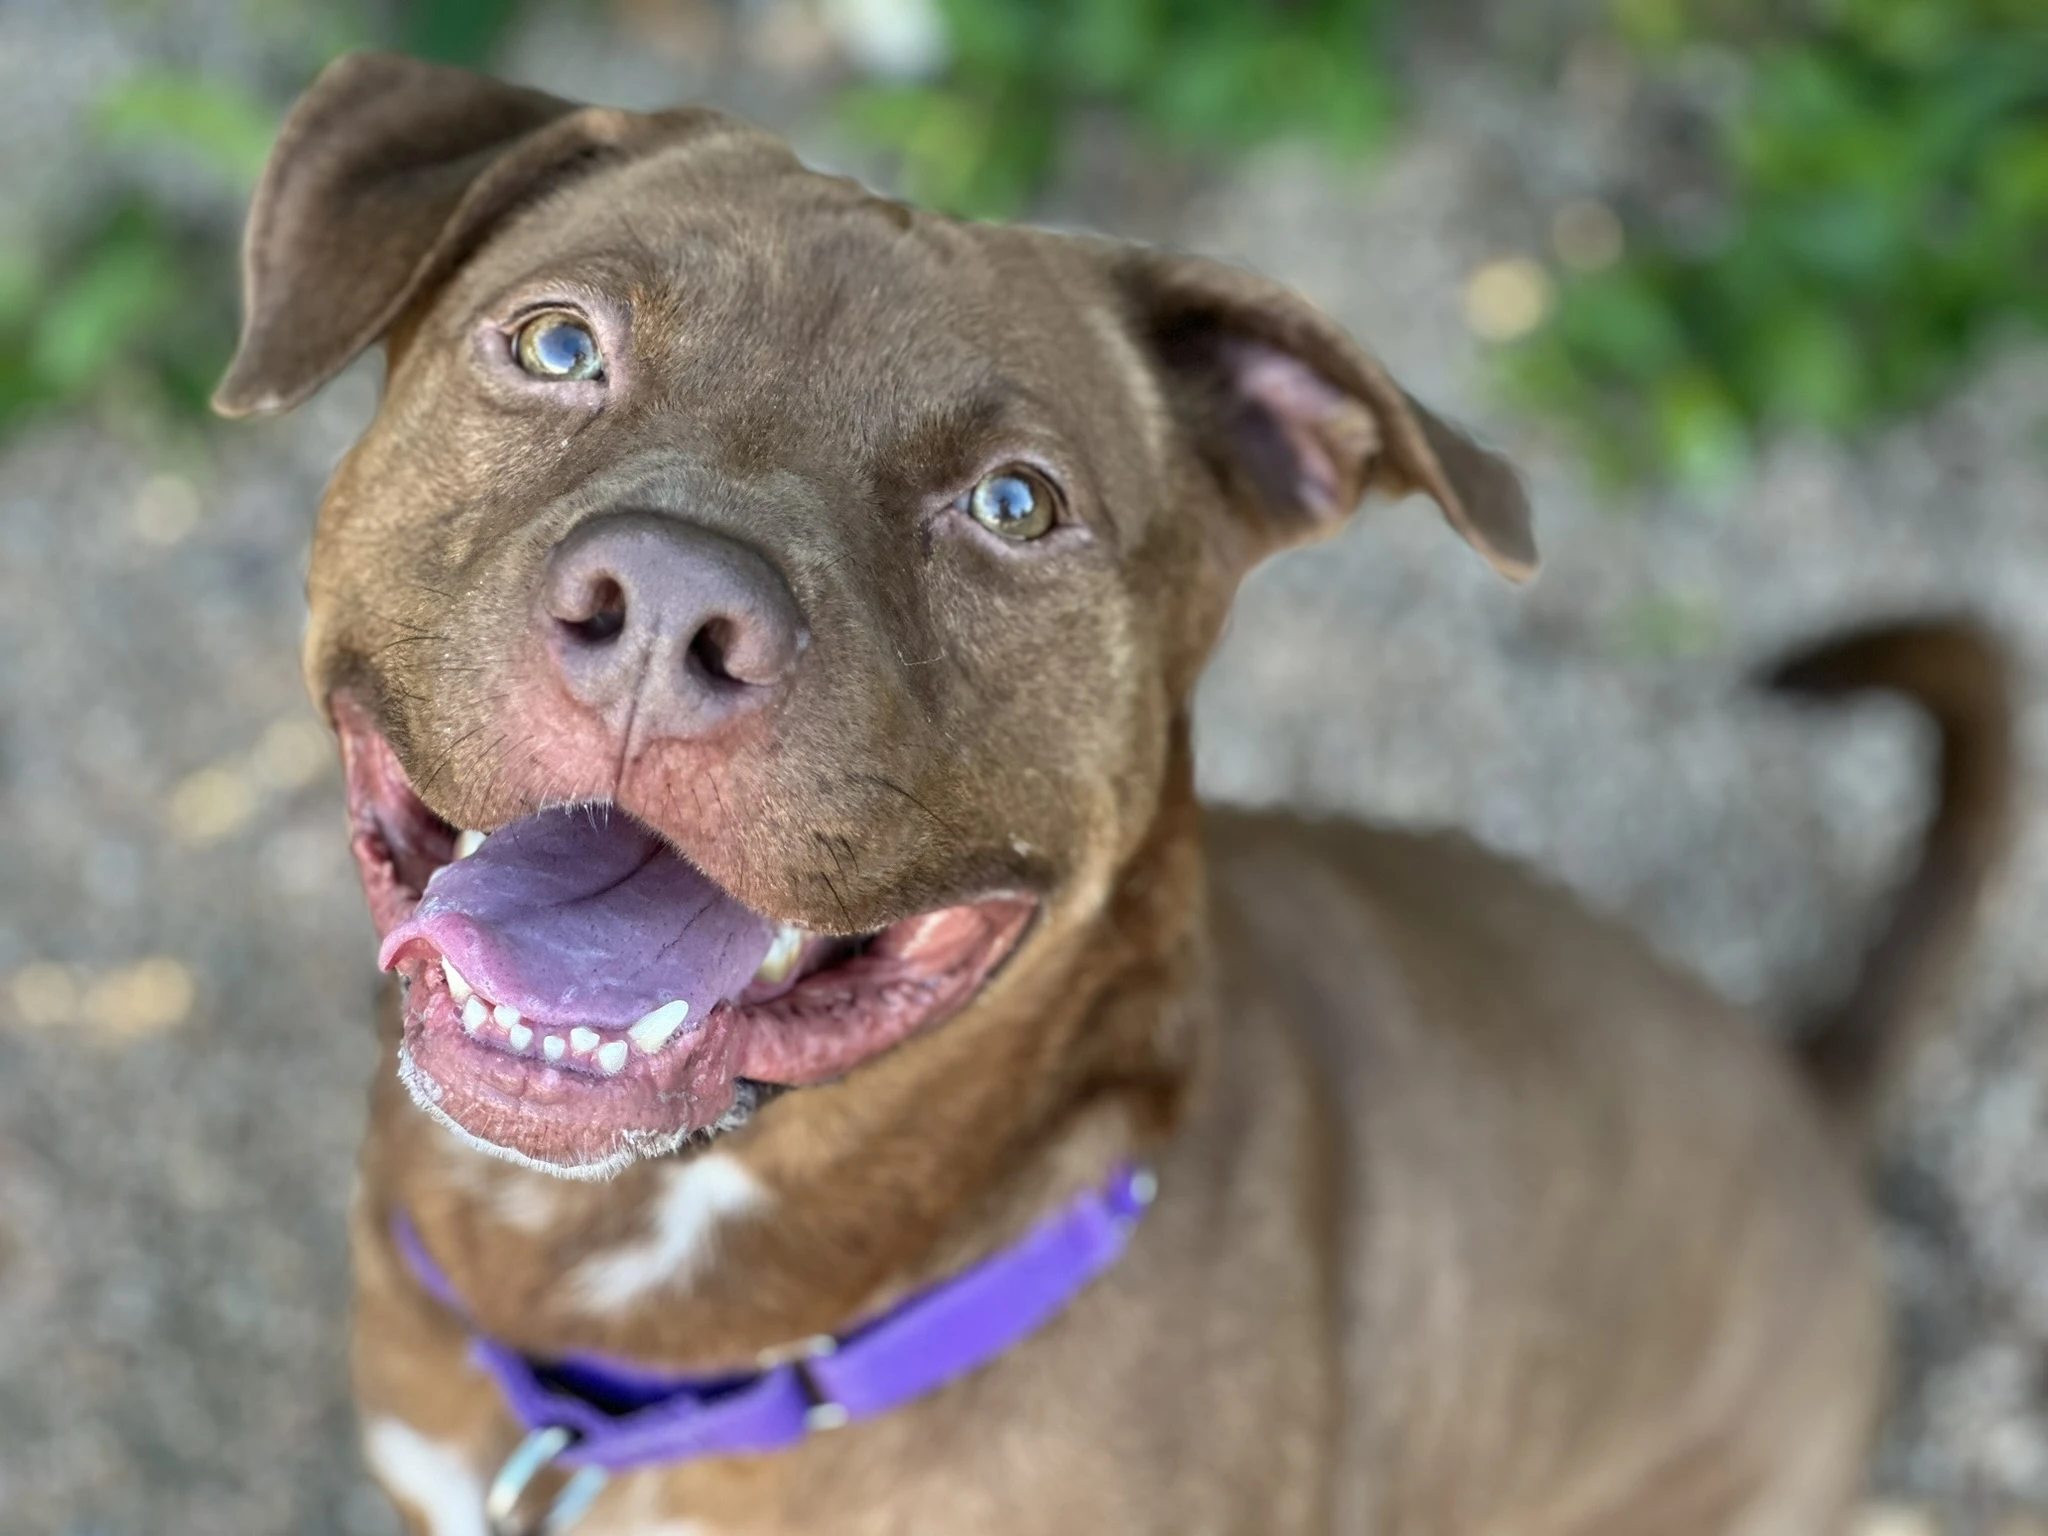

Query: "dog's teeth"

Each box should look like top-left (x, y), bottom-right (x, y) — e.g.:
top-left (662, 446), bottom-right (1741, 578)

top-left (569, 1027), bottom-right (600, 1056)
top-left (441, 958), bottom-right (473, 1003)
top-left (492, 1003), bottom-right (522, 1031)
top-left (454, 829), bottom-right (488, 859)
top-left (595, 1040), bottom-right (628, 1075)
top-left (542, 1034), bottom-right (565, 1062)
top-left (461, 995), bottom-right (488, 1035)
top-left (506, 1021), bottom-right (533, 1051)
top-left (627, 1000), bottom-right (690, 1054)
top-left (754, 923), bottom-right (808, 985)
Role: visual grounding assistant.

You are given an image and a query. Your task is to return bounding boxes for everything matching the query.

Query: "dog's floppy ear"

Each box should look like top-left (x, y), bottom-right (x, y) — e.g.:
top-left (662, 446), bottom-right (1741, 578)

top-left (214, 52), bottom-right (713, 418)
top-left (1113, 248), bottom-right (1537, 582)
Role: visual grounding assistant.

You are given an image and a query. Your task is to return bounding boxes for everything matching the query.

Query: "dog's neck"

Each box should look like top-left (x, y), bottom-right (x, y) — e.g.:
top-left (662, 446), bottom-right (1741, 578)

top-left (361, 732), bottom-right (1214, 1372)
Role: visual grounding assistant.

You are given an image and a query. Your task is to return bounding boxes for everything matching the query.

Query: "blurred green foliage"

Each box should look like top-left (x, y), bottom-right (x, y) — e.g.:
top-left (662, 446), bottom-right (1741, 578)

top-left (844, 0), bottom-right (1392, 217)
top-left (0, 200), bottom-right (218, 424)
top-left (401, 0), bottom-right (525, 65)
top-left (96, 70), bottom-right (280, 188)
top-left (1508, 0), bottom-right (2048, 488)
top-left (0, 70), bottom-right (277, 429)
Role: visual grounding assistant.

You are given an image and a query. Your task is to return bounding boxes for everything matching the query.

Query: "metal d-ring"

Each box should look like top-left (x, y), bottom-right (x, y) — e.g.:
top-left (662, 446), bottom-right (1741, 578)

top-left (486, 1426), bottom-right (611, 1536)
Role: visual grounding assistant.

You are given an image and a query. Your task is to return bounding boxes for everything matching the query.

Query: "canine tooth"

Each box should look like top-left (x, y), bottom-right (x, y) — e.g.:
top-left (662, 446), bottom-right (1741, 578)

top-left (461, 995), bottom-right (488, 1034)
top-left (569, 1027), bottom-right (601, 1056)
top-left (627, 1000), bottom-right (690, 1054)
top-left (493, 1003), bottom-right (522, 1030)
top-left (454, 829), bottom-right (488, 859)
top-left (595, 1040), bottom-right (628, 1075)
top-left (441, 958), bottom-right (473, 1003)
top-left (542, 1034), bottom-right (565, 1062)
top-left (754, 923), bottom-right (807, 985)
top-left (506, 1022), bottom-right (533, 1051)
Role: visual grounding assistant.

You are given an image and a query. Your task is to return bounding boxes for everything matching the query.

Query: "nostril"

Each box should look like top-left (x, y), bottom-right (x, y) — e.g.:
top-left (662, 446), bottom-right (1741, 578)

top-left (687, 618), bottom-right (741, 686)
top-left (557, 576), bottom-right (627, 646)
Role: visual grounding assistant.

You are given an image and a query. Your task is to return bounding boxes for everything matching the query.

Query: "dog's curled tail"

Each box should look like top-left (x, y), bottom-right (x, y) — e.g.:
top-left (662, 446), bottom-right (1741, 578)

top-left (1767, 616), bottom-right (2016, 1147)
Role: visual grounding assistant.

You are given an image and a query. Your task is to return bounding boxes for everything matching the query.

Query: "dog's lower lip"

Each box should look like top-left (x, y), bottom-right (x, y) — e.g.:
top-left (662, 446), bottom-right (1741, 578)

top-left (333, 697), bottom-right (1035, 1175)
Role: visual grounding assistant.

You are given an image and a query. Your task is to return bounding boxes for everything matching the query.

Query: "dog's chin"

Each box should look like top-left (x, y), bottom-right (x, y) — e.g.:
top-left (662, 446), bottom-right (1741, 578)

top-left (333, 696), bottom-right (1035, 1179)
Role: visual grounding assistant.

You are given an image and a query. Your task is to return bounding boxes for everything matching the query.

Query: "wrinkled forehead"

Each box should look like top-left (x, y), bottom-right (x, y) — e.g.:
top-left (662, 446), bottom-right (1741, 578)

top-left (439, 140), bottom-right (1166, 489)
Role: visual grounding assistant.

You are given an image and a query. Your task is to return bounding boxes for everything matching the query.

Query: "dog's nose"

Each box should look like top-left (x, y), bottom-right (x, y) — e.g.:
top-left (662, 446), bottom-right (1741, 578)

top-left (540, 513), bottom-right (806, 738)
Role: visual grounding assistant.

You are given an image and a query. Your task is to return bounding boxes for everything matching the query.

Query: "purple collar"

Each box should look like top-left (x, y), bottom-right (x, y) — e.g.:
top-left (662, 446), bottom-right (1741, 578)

top-left (393, 1163), bottom-right (1156, 1532)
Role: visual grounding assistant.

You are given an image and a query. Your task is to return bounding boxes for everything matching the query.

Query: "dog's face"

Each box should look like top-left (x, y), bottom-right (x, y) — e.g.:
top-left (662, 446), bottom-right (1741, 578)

top-left (218, 54), bottom-right (1533, 1180)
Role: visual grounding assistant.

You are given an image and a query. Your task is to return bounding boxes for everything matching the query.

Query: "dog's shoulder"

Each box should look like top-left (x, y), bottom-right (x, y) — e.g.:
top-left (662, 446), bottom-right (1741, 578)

top-left (1197, 804), bottom-right (1842, 1195)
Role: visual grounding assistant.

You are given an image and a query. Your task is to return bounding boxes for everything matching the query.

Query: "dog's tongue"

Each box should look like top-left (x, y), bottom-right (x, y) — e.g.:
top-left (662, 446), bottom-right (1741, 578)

top-left (379, 808), bottom-right (775, 1029)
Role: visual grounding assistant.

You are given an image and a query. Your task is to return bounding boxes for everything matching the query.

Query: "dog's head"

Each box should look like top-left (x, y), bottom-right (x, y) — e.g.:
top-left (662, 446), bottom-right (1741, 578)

top-left (219, 53), bottom-right (1534, 1181)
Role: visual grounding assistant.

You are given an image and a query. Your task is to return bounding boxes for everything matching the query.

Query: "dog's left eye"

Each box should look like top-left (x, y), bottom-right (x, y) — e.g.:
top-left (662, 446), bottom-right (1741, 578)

top-left (967, 469), bottom-right (1056, 541)
top-left (513, 311), bottom-right (603, 380)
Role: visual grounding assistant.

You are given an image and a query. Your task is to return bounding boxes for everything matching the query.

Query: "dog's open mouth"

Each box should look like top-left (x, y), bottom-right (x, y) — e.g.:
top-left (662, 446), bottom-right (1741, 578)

top-left (334, 697), bottom-right (1034, 1178)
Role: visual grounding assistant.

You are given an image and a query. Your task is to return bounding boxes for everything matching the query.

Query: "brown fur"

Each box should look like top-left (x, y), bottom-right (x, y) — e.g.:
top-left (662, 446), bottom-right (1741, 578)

top-left (218, 52), bottom-right (2013, 1535)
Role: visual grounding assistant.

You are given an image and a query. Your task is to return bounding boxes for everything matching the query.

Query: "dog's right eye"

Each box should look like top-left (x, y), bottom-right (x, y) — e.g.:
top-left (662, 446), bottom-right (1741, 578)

top-left (513, 311), bottom-right (603, 381)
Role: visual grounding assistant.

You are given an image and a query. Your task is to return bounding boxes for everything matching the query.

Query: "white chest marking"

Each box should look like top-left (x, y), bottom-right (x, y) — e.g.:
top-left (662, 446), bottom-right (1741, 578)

top-left (572, 1153), bottom-right (769, 1310)
top-left (362, 1417), bottom-right (486, 1536)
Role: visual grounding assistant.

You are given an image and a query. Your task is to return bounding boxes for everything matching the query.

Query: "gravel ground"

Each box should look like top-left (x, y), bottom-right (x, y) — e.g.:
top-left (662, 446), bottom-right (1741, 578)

top-left (1, 3), bottom-right (2044, 1533)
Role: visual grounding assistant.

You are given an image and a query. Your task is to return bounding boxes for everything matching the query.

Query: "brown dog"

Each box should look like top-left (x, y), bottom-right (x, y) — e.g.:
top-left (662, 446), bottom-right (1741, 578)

top-left (214, 52), bottom-right (2013, 1536)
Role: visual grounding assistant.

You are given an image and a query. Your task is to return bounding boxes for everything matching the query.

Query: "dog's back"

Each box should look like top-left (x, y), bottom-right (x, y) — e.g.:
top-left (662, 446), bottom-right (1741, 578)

top-left (1201, 617), bottom-right (2012, 1534)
